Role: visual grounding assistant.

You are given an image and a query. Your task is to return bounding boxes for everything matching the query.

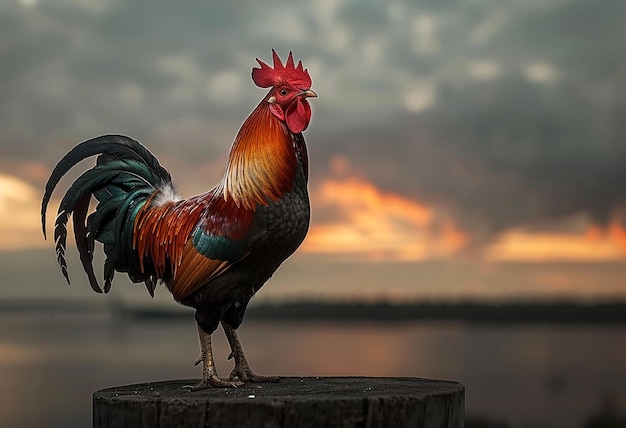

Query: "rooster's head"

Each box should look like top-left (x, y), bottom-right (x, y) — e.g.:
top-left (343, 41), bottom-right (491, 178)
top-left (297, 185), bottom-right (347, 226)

top-left (252, 50), bottom-right (317, 134)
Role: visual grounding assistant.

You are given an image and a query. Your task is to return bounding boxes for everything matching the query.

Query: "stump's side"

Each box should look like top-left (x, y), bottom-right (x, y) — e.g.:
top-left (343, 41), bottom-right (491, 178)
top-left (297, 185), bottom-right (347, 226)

top-left (93, 377), bottom-right (464, 428)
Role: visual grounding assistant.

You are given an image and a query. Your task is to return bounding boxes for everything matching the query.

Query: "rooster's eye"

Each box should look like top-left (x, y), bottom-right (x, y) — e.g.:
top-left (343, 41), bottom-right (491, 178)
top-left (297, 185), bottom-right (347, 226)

top-left (279, 89), bottom-right (288, 96)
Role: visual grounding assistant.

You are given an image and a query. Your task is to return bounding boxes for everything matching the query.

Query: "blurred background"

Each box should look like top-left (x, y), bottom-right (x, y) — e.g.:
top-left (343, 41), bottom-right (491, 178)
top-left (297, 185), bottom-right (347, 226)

top-left (1, 0), bottom-right (626, 427)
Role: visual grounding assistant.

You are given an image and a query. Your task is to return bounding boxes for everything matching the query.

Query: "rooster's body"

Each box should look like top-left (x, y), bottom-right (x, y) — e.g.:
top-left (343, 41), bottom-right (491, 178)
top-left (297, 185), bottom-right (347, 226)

top-left (41, 51), bottom-right (316, 388)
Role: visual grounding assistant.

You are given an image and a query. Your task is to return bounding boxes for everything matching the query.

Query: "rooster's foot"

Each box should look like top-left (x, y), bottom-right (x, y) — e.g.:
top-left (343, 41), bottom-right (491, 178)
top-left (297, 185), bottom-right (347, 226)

top-left (222, 322), bottom-right (279, 383)
top-left (228, 362), bottom-right (279, 383)
top-left (184, 375), bottom-right (243, 390)
top-left (188, 324), bottom-right (244, 389)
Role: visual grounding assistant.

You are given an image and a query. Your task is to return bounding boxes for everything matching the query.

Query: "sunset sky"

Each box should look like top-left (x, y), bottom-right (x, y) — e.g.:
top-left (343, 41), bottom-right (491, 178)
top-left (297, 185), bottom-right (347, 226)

top-left (1, 0), bottom-right (625, 302)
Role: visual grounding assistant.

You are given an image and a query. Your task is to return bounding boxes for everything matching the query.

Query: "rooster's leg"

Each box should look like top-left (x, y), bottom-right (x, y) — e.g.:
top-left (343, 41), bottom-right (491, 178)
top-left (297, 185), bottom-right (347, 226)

top-left (222, 321), bottom-right (279, 383)
top-left (190, 325), bottom-right (243, 389)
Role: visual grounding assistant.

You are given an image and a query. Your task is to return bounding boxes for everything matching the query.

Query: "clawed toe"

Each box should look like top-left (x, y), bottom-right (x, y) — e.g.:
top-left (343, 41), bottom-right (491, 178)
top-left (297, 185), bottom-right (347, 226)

top-left (183, 376), bottom-right (244, 390)
top-left (247, 373), bottom-right (279, 383)
top-left (222, 322), bottom-right (279, 384)
top-left (229, 367), bottom-right (279, 383)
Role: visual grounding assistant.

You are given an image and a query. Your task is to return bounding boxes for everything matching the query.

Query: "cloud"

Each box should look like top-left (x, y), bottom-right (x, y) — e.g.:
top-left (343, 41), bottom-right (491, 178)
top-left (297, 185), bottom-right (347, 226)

top-left (303, 158), bottom-right (466, 261)
top-left (484, 216), bottom-right (626, 262)
top-left (468, 61), bottom-right (501, 81)
top-left (404, 84), bottom-right (436, 113)
top-left (524, 63), bottom-right (559, 84)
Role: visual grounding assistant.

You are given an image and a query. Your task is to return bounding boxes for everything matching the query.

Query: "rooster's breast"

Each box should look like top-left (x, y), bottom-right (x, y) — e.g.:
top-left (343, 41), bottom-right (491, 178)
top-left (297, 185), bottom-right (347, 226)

top-left (254, 169), bottom-right (310, 261)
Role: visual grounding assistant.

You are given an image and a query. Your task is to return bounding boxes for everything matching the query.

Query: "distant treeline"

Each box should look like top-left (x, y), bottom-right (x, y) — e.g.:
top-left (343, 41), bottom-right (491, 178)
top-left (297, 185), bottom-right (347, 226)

top-left (2, 299), bottom-right (626, 324)
top-left (244, 300), bottom-right (626, 324)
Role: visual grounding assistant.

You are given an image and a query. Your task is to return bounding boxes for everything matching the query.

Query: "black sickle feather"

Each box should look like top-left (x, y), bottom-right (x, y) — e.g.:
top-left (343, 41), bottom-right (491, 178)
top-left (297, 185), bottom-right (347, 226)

top-left (73, 193), bottom-right (102, 293)
top-left (42, 134), bottom-right (170, 239)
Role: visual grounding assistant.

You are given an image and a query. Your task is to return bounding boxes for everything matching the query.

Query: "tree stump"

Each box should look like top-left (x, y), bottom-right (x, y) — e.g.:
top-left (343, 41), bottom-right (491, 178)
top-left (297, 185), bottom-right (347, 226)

top-left (93, 377), bottom-right (464, 428)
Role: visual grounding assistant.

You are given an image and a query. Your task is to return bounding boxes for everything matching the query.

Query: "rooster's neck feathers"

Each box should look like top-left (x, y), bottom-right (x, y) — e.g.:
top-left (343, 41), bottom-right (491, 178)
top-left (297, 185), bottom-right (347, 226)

top-left (222, 101), bottom-right (300, 210)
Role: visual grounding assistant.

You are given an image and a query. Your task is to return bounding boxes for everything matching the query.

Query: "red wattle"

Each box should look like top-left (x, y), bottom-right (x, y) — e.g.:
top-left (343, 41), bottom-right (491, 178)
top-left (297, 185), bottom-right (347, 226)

top-left (285, 99), bottom-right (311, 134)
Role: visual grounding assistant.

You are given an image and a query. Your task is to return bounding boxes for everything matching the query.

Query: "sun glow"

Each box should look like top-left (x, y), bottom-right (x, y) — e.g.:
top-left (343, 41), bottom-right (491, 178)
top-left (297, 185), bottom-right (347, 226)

top-left (484, 217), bottom-right (626, 262)
top-left (607, 218), bottom-right (626, 252)
top-left (0, 172), bottom-right (52, 250)
top-left (302, 158), bottom-right (467, 261)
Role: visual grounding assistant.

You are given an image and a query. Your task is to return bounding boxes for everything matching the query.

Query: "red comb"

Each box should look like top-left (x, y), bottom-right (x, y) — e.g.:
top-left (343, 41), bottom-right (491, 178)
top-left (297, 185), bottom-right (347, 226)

top-left (252, 50), bottom-right (311, 89)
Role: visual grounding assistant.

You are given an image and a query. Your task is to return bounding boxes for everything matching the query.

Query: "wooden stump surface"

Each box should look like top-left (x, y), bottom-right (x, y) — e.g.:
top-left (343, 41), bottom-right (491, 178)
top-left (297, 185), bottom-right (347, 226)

top-left (93, 377), bottom-right (464, 428)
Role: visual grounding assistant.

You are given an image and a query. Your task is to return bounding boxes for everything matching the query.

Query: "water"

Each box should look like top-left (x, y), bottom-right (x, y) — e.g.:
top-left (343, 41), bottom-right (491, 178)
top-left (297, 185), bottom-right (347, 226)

top-left (0, 311), bottom-right (625, 428)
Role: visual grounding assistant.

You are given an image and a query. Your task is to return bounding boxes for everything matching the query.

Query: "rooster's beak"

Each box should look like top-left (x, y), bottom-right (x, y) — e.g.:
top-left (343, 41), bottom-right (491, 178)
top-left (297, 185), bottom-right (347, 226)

top-left (299, 89), bottom-right (317, 99)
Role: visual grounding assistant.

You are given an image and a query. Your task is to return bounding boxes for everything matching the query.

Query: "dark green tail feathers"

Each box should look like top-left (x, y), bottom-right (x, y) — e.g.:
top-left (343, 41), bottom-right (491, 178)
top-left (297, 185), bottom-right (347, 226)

top-left (41, 134), bottom-right (173, 293)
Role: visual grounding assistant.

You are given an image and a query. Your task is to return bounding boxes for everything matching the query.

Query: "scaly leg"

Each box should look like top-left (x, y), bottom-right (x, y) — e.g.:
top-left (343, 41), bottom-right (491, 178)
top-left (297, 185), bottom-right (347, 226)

top-left (190, 325), bottom-right (242, 389)
top-left (222, 321), bottom-right (279, 383)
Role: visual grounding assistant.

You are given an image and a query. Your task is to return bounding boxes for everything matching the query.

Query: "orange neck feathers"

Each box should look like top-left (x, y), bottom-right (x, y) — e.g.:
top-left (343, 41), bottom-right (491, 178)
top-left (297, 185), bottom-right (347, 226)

top-left (222, 101), bottom-right (298, 210)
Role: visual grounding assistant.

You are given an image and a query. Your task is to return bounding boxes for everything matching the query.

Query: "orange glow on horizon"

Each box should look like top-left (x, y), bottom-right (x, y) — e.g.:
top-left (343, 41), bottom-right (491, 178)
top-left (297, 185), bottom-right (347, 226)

top-left (0, 172), bottom-right (51, 250)
top-left (485, 218), bottom-right (626, 262)
top-left (440, 220), bottom-right (468, 253)
top-left (608, 217), bottom-right (626, 252)
top-left (302, 159), bottom-right (467, 261)
top-left (585, 224), bottom-right (603, 242)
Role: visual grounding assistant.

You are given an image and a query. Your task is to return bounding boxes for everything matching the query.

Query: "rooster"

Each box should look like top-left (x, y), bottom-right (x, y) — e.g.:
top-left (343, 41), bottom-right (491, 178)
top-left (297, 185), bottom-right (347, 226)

top-left (41, 50), bottom-right (316, 389)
